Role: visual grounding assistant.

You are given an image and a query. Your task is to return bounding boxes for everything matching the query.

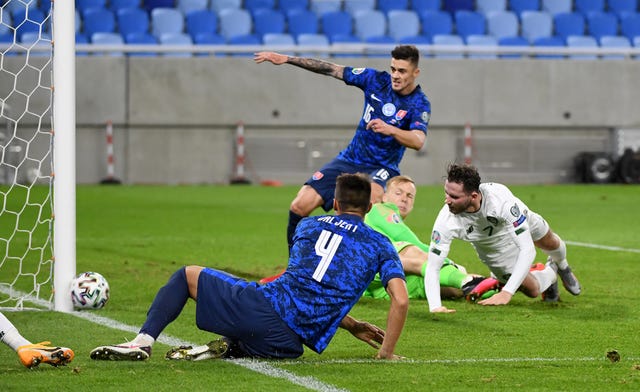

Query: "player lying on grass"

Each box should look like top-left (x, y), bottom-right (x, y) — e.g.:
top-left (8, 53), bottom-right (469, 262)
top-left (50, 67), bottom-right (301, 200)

top-left (0, 311), bottom-right (74, 368)
top-left (425, 164), bottom-right (581, 313)
top-left (362, 175), bottom-right (499, 302)
top-left (90, 174), bottom-right (408, 361)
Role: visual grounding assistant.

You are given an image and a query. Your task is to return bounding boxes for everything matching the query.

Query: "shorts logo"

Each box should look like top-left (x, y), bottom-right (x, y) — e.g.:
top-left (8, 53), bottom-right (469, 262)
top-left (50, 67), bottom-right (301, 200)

top-left (352, 67), bottom-right (365, 75)
top-left (312, 171), bottom-right (324, 181)
top-left (395, 110), bottom-right (407, 121)
top-left (431, 230), bottom-right (441, 244)
top-left (382, 103), bottom-right (396, 117)
top-left (510, 204), bottom-right (520, 217)
top-left (512, 214), bottom-right (526, 228)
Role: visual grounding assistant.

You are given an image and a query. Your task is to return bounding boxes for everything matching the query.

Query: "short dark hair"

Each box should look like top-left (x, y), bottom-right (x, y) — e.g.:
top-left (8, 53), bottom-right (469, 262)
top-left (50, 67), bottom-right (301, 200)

top-left (391, 45), bottom-right (420, 67)
top-left (446, 163), bottom-right (481, 194)
top-left (335, 173), bottom-right (371, 214)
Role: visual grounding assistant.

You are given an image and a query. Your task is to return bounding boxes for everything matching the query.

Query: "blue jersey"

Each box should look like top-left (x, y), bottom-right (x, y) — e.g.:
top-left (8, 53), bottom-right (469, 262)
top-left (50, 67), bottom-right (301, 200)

top-left (338, 66), bottom-right (431, 172)
top-left (258, 213), bottom-right (405, 353)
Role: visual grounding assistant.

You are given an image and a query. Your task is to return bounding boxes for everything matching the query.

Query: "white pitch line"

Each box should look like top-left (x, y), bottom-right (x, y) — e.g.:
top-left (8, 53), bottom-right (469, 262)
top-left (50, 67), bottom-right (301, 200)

top-left (566, 241), bottom-right (640, 254)
top-left (275, 356), bottom-right (639, 366)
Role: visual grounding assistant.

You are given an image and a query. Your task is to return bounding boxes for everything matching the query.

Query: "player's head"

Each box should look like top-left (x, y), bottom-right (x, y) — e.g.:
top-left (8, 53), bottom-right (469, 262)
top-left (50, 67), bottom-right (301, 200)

top-left (390, 45), bottom-right (420, 95)
top-left (383, 175), bottom-right (416, 219)
top-left (444, 164), bottom-right (481, 214)
top-left (334, 173), bottom-right (372, 217)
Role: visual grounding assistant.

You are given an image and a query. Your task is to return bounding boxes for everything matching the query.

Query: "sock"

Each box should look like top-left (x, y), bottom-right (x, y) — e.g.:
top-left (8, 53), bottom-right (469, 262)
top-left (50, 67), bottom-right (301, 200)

top-left (438, 264), bottom-right (467, 288)
top-left (544, 239), bottom-right (568, 269)
top-left (139, 267), bottom-right (190, 340)
top-left (132, 333), bottom-right (155, 347)
top-left (0, 313), bottom-right (30, 351)
top-left (531, 264), bottom-right (557, 293)
top-left (287, 210), bottom-right (304, 252)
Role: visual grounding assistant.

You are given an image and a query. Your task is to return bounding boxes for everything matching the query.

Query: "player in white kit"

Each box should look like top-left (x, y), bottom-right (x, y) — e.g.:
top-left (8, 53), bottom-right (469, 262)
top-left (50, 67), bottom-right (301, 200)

top-left (425, 164), bottom-right (581, 313)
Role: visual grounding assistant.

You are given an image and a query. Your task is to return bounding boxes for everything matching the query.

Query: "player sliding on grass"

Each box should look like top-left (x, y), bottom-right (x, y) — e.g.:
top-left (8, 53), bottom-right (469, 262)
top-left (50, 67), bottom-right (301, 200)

top-left (254, 45), bottom-right (431, 253)
top-left (90, 174), bottom-right (408, 361)
top-left (425, 164), bottom-right (581, 313)
top-left (0, 311), bottom-right (74, 368)
top-left (363, 175), bottom-right (499, 302)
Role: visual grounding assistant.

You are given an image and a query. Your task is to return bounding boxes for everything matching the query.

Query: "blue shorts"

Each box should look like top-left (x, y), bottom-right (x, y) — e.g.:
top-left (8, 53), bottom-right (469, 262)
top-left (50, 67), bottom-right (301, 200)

top-left (304, 158), bottom-right (399, 211)
top-left (195, 268), bottom-right (304, 359)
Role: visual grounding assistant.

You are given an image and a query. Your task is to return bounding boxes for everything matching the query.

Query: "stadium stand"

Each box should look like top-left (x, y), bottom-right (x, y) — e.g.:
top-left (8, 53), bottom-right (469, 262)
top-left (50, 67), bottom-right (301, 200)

top-left (210, 0), bottom-right (241, 13)
top-left (420, 10), bottom-right (454, 40)
top-left (520, 10), bottom-right (553, 43)
top-left (185, 9), bottom-right (217, 40)
top-left (82, 8), bottom-right (116, 38)
top-left (287, 9), bottom-right (319, 38)
top-left (125, 32), bottom-right (158, 56)
top-left (76, 0), bottom-right (107, 15)
top-left (442, 0), bottom-right (474, 14)
top-left (159, 32), bottom-right (193, 57)
top-left (378, 0), bottom-right (409, 14)
top-left (574, 0), bottom-right (606, 16)
top-left (12, 8), bottom-right (46, 41)
top-left (497, 35), bottom-right (529, 58)
top-left (465, 34), bottom-right (498, 58)
top-left (554, 12), bottom-right (586, 40)
top-left (91, 32), bottom-right (124, 56)
top-left (486, 10), bottom-right (519, 39)
top-left (599, 34), bottom-right (631, 59)
top-left (566, 34), bottom-right (599, 59)
top-left (477, 0), bottom-right (507, 14)
top-left (177, 0), bottom-right (208, 15)
top-left (344, 0), bottom-right (375, 15)
top-left (218, 8), bottom-right (252, 40)
top-left (620, 12), bottom-right (640, 41)
top-left (587, 12), bottom-right (619, 41)
top-left (252, 8), bottom-right (286, 37)
top-left (321, 10), bottom-right (353, 40)
top-left (608, 0), bottom-right (638, 18)
top-left (411, 0), bottom-right (441, 12)
top-left (454, 10), bottom-right (487, 40)
top-left (109, 0), bottom-right (142, 12)
top-left (278, 0), bottom-right (309, 13)
top-left (509, 0), bottom-right (541, 18)
top-left (117, 8), bottom-right (150, 37)
top-left (143, 0), bottom-right (175, 13)
top-left (151, 8), bottom-right (184, 39)
top-left (432, 34), bottom-right (465, 58)
top-left (541, 0), bottom-right (572, 16)
top-left (532, 35), bottom-right (565, 58)
top-left (310, 0), bottom-right (341, 15)
top-left (353, 10), bottom-right (387, 41)
top-left (387, 10), bottom-right (421, 41)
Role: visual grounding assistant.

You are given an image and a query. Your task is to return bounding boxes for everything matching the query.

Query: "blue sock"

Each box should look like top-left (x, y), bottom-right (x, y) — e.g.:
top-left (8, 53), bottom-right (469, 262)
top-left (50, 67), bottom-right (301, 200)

top-left (287, 210), bottom-right (304, 252)
top-left (140, 267), bottom-right (190, 339)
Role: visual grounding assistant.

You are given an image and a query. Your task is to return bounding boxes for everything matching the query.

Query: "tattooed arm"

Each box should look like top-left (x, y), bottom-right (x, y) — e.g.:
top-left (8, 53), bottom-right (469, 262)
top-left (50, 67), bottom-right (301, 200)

top-left (254, 51), bottom-right (345, 80)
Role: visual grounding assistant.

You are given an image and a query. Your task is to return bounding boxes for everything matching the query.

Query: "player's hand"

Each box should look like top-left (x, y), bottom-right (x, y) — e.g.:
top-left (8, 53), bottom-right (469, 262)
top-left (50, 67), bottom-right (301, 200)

top-left (478, 290), bottom-right (512, 306)
top-left (366, 119), bottom-right (394, 136)
top-left (430, 306), bottom-right (456, 313)
top-left (349, 321), bottom-right (385, 348)
top-left (375, 350), bottom-right (405, 360)
top-left (253, 51), bottom-right (288, 65)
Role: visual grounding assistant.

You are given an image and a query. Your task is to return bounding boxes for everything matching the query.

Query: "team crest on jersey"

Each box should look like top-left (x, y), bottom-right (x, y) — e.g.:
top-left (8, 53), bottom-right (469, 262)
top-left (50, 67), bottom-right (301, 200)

top-left (382, 103), bottom-right (396, 117)
top-left (421, 111), bottom-right (430, 123)
top-left (312, 171), bottom-right (324, 181)
top-left (510, 204), bottom-right (520, 217)
top-left (351, 68), bottom-right (365, 74)
top-left (395, 110), bottom-right (407, 121)
top-left (431, 230), bottom-right (441, 244)
top-left (487, 216), bottom-right (498, 225)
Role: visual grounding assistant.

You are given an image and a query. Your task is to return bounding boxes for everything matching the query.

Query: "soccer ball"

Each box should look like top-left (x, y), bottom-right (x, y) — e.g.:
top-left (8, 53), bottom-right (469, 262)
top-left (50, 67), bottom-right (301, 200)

top-left (70, 271), bottom-right (110, 309)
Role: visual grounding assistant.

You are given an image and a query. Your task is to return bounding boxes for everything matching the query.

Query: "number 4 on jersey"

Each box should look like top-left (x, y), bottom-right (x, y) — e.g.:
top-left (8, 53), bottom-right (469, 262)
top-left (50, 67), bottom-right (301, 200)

top-left (313, 230), bottom-right (343, 282)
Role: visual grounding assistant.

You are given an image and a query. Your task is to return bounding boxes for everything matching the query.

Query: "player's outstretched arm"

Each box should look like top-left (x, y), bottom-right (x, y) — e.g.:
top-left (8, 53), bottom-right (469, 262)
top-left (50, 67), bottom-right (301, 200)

top-left (254, 51), bottom-right (345, 80)
top-left (376, 277), bottom-right (408, 360)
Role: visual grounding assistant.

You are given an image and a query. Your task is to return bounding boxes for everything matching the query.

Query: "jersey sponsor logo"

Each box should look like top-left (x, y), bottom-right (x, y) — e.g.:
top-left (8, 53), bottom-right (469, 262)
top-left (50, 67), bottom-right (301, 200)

top-left (487, 216), bottom-right (498, 225)
top-left (512, 214), bottom-right (526, 228)
top-left (431, 247), bottom-right (441, 255)
top-left (351, 67), bottom-right (365, 74)
top-left (510, 204), bottom-right (520, 217)
top-left (312, 171), bottom-right (324, 180)
top-left (395, 110), bottom-right (407, 121)
top-left (370, 93), bottom-right (382, 102)
top-left (467, 225), bottom-right (474, 234)
top-left (382, 103), bottom-right (396, 117)
top-left (421, 111), bottom-right (430, 123)
top-left (515, 227), bottom-right (526, 235)
top-left (431, 230), bottom-right (441, 244)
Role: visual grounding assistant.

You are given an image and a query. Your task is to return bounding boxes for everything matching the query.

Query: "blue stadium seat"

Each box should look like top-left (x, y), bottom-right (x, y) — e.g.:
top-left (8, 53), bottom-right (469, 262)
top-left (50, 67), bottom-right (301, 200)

top-left (177, 0), bottom-right (208, 15)
top-left (310, 0), bottom-right (341, 15)
top-left (353, 10), bottom-right (386, 41)
top-left (398, 35), bottom-right (431, 45)
top-left (566, 35), bottom-right (598, 59)
top-left (278, 0), bottom-right (309, 14)
top-left (143, 0), bottom-right (175, 13)
top-left (608, 0), bottom-right (638, 19)
top-left (442, 0), bottom-right (473, 15)
top-left (76, 0), bottom-right (107, 15)
top-left (541, 0), bottom-right (572, 16)
top-left (532, 35), bottom-right (565, 58)
top-left (287, 9), bottom-right (319, 38)
top-left (411, 0), bottom-right (440, 13)
top-left (497, 35), bottom-right (529, 58)
top-left (454, 11), bottom-right (486, 40)
top-left (12, 8), bottom-right (46, 41)
top-left (245, 0), bottom-right (276, 14)
top-left (185, 9), bottom-right (217, 40)
top-left (330, 33), bottom-right (360, 57)
top-left (634, 36), bottom-right (640, 59)
top-left (253, 8), bottom-right (285, 37)
top-left (378, 0), bottom-right (409, 14)
top-left (620, 13), bottom-right (640, 41)
top-left (82, 8), bottom-right (115, 38)
top-left (476, 0), bottom-right (507, 14)
top-left (40, 0), bottom-right (52, 15)
top-left (210, 0), bottom-right (241, 13)
top-left (159, 32), bottom-right (193, 57)
top-left (262, 33), bottom-right (295, 50)
top-left (587, 12), bottom-right (619, 41)
top-left (4, 0), bottom-right (37, 15)
top-left (218, 8), bottom-right (252, 40)
top-left (76, 9), bottom-right (81, 33)
top-left (432, 34), bottom-right (464, 58)
top-left (321, 11), bottom-right (353, 40)
top-left (151, 8), bottom-right (184, 39)
top-left (228, 34), bottom-right (261, 57)
top-left (344, 0), bottom-right (375, 15)
top-left (387, 10), bottom-right (420, 41)
top-left (21, 31), bottom-right (50, 45)
top-left (0, 10), bottom-right (12, 36)
top-left (575, 0), bottom-right (605, 17)
top-left (509, 0), bottom-right (540, 18)
top-left (420, 10), bottom-right (453, 39)
top-left (124, 32), bottom-right (158, 56)
top-left (117, 8), bottom-right (150, 37)
top-left (76, 32), bottom-right (89, 44)
top-left (520, 11), bottom-right (552, 43)
top-left (109, 0), bottom-right (141, 12)
top-left (486, 10), bottom-right (519, 39)
top-left (91, 32), bottom-right (124, 56)
top-left (465, 34), bottom-right (498, 58)
top-left (192, 32), bottom-right (226, 56)
top-left (599, 35), bottom-right (631, 59)
top-left (554, 12), bottom-right (586, 41)
top-left (296, 33), bottom-right (329, 57)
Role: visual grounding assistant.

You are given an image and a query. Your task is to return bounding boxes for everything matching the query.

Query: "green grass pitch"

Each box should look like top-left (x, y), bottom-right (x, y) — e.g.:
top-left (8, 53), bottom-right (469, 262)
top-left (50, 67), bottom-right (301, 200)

top-left (1, 184), bottom-right (639, 391)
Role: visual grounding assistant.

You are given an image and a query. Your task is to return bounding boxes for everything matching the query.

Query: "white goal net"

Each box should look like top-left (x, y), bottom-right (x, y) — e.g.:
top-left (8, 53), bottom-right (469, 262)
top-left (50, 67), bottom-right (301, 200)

top-left (0, 0), bottom-right (58, 310)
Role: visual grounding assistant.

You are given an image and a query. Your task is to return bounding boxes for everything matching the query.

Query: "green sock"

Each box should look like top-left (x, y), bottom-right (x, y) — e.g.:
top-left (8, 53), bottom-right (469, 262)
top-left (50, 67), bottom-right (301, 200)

top-left (438, 264), bottom-right (466, 288)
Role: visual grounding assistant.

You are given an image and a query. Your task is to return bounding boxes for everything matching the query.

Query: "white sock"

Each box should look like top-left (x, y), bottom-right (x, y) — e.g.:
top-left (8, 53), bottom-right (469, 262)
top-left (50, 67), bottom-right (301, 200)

top-left (531, 265), bottom-right (557, 293)
top-left (132, 333), bottom-right (155, 347)
top-left (0, 313), bottom-right (31, 351)
top-left (544, 239), bottom-right (569, 269)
